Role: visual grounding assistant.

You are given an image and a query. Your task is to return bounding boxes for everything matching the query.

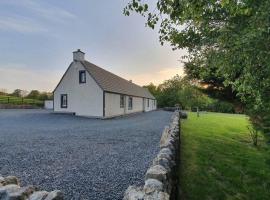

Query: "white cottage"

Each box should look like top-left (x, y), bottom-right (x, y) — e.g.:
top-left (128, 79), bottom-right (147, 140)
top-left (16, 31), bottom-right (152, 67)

top-left (53, 50), bottom-right (156, 118)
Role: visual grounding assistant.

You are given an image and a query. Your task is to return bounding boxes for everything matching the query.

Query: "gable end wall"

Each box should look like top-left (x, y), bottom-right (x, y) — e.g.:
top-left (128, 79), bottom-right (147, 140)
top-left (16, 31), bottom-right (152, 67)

top-left (53, 62), bottom-right (103, 117)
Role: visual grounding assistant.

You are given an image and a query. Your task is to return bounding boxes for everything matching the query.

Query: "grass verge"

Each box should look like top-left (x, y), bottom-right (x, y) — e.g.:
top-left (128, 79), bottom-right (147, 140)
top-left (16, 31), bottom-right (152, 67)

top-left (179, 112), bottom-right (270, 200)
top-left (0, 95), bottom-right (43, 106)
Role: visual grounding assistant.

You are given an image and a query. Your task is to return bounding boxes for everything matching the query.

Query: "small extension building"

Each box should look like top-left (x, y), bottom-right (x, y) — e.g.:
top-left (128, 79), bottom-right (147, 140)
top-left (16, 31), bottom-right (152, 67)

top-left (53, 50), bottom-right (156, 118)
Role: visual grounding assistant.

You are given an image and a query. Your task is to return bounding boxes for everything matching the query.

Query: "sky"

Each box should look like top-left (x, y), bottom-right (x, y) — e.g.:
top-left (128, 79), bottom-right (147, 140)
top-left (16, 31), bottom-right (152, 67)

top-left (0, 0), bottom-right (186, 93)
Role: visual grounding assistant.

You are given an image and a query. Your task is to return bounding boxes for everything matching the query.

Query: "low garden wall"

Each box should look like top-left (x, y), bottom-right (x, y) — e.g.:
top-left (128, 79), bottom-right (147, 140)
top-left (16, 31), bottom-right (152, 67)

top-left (0, 175), bottom-right (63, 200)
top-left (123, 111), bottom-right (180, 200)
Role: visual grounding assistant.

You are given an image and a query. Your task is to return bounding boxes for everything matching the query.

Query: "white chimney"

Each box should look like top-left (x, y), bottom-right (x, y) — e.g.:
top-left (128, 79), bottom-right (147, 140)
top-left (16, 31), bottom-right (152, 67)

top-left (73, 49), bottom-right (85, 61)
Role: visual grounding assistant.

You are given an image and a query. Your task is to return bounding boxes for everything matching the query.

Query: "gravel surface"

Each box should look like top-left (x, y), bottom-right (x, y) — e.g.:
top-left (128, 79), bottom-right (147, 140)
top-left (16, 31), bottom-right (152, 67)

top-left (0, 109), bottom-right (172, 200)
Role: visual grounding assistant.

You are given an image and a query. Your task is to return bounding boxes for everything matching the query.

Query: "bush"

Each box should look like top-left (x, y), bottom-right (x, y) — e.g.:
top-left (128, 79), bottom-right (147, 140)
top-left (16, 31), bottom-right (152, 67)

top-left (207, 100), bottom-right (235, 113)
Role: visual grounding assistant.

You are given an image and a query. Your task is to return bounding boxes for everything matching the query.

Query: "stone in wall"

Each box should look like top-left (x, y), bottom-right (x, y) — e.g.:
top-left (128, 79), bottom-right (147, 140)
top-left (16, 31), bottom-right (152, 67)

top-left (0, 175), bottom-right (63, 200)
top-left (123, 111), bottom-right (180, 200)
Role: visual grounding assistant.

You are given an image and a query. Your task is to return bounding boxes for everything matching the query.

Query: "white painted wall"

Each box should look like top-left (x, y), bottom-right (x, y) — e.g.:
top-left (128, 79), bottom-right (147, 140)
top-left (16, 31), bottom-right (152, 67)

top-left (104, 92), bottom-right (125, 117)
top-left (143, 98), bottom-right (156, 112)
top-left (125, 96), bottom-right (144, 114)
top-left (54, 61), bottom-right (103, 117)
top-left (104, 92), bottom-right (156, 117)
top-left (44, 100), bottom-right (53, 109)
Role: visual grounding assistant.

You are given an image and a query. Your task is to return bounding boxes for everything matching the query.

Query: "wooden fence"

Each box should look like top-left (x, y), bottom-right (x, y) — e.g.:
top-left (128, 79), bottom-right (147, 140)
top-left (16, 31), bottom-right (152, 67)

top-left (0, 96), bottom-right (44, 107)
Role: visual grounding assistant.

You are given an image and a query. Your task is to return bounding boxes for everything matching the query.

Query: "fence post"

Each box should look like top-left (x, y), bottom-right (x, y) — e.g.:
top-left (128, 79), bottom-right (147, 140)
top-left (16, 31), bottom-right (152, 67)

top-left (22, 97), bottom-right (24, 104)
top-left (8, 97), bottom-right (9, 103)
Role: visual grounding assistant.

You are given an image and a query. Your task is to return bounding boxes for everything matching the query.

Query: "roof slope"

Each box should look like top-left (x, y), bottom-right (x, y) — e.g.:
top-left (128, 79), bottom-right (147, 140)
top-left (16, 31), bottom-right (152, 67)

top-left (81, 61), bottom-right (155, 99)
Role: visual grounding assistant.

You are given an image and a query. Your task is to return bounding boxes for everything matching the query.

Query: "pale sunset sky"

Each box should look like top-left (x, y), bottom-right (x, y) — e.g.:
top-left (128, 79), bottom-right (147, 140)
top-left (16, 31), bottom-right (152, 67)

top-left (0, 0), bottom-right (186, 93)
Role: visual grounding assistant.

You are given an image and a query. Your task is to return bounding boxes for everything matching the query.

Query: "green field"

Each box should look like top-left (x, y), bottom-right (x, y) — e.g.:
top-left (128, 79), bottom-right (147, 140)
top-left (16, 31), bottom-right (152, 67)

top-left (0, 95), bottom-right (43, 107)
top-left (180, 112), bottom-right (270, 200)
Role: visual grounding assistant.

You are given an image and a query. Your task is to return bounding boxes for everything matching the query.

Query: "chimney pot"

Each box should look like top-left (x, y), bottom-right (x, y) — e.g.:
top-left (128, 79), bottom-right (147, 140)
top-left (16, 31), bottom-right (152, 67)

top-left (73, 49), bottom-right (85, 61)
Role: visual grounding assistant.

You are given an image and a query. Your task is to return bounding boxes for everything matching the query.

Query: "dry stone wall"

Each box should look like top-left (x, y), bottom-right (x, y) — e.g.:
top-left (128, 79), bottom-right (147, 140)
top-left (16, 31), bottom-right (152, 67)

top-left (0, 175), bottom-right (63, 200)
top-left (123, 111), bottom-right (180, 200)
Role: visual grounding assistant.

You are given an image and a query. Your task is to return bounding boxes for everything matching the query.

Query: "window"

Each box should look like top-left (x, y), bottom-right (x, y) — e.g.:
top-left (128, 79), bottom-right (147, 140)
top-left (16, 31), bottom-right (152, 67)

top-left (79, 70), bottom-right (86, 83)
top-left (120, 95), bottom-right (124, 108)
top-left (154, 100), bottom-right (156, 106)
top-left (61, 94), bottom-right (67, 108)
top-left (147, 99), bottom-right (149, 107)
top-left (128, 97), bottom-right (133, 110)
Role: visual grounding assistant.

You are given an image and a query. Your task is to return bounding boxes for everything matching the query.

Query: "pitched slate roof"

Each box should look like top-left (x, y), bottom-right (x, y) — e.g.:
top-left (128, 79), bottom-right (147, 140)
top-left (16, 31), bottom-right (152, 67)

top-left (80, 60), bottom-right (155, 99)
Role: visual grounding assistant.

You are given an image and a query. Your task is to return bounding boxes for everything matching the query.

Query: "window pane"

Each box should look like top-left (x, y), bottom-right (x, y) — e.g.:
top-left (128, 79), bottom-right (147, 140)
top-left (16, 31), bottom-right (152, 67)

top-left (120, 95), bottom-right (124, 108)
top-left (79, 71), bottom-right (86, 83)
top-left (128, 97), bottom-right (132, 110)
top-left (82, 73), bottom-right (86, 82)
top-left (61, 94), bottom-right (67, 108)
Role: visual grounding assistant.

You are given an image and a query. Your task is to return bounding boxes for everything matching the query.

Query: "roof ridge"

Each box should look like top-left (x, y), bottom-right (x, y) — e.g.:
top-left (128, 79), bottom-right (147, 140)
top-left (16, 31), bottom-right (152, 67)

top-left (82, 60), bottom-right (147, 90)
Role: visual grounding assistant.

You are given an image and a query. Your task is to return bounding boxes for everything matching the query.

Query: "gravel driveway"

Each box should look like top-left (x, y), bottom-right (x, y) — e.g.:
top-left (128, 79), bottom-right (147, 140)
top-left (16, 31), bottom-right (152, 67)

top-left (0, 109), bottom-right (172, 200)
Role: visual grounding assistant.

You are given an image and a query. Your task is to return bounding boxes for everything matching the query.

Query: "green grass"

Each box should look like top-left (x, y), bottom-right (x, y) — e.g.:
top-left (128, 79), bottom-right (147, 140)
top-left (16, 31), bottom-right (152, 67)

top-left (180, 112), bottom-right (270, 200)
top-left (0, 95), bottom-right (43, 106)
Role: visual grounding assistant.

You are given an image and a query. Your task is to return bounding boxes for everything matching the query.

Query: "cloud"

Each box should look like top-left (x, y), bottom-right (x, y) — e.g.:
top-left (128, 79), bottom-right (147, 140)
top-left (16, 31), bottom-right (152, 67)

top-left (121, 66), bottom-right (185, 86)
top-left (0, 16), bottom-right (47, 33)
top-left (1, 0), bottom-right (76, 22)
top-left (0, 65), bottom-right (62, 92)
top-left (0, 0), bottom-right (77, 34)
top-left (17, 0), bottom-right (77, 23)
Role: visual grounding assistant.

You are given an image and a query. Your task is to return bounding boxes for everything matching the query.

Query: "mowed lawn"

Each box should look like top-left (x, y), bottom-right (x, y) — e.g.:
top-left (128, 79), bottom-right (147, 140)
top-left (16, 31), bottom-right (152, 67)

top-left (0, 95), bottom-right (43, 106)
top-left (180, 112), bottom-right (270, 200)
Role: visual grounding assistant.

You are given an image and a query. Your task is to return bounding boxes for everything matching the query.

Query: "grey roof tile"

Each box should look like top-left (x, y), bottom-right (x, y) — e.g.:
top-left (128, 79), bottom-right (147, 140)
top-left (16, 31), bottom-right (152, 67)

top-left (81, 61), bottom-right (155, 99)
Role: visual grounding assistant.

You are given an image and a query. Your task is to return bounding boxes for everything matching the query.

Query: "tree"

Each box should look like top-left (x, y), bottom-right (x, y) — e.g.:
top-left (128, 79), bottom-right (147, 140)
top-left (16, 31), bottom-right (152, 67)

top-left (178, 83), bottom-right (212, 111)
top-left (143, 83), bottom-right (160, 97)
top-left (27, 90), bottom-right (40, 99)
top-left (11, 89), bottom-right (23, 97)
top-left (157, 75), bottom-right (185, 107)
top-left (124, 0), bottom-right (270, 133)
top-left (146, 75), bottom-right (213, 110)
top-left (38, 92), bottom-right (53, 101)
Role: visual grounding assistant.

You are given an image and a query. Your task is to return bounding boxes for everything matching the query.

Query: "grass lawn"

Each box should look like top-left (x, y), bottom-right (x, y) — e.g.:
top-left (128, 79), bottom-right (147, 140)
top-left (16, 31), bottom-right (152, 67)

top-left (179, 112), bottom-right (270, 200)
top-left (0, 95), bottom-right (43, 106)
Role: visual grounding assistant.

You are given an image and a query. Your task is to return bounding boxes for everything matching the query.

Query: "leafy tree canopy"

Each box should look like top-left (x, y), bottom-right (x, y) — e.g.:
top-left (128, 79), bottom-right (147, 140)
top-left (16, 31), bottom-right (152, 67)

top-left (125, 0), bottom-right (270, 132)
top-left (11, 89), bottom-right (23, 97)
top-left (27, 90), bottom-right (40, 99)
top-left (144, 75), bottom-right (235, 113)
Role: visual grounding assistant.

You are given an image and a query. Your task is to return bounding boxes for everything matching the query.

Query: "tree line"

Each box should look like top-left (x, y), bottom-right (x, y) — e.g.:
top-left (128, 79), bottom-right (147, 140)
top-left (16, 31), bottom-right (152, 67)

top-left (125, 0), bottom-right (270, 134)
top-left (0, 89), bottom-right (52, 101)
top-left (144, 75), bottom-right (236, 113)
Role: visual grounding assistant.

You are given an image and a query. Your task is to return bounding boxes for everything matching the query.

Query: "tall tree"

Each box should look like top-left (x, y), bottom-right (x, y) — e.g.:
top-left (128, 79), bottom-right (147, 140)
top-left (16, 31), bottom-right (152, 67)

top-left (143, 82), bottom-right (160, 97)
top-left (124, 0), bottom-right (270, 132)
top-left (11, 89), bottom-right (23, 97)
top-left (27, 90), bottom-right (40, 99)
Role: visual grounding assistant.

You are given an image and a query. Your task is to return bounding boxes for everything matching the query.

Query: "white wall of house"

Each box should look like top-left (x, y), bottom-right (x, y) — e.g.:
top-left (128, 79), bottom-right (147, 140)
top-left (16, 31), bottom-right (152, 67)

top-left (144, 98), bottom-right (156, 112)
top-left (104, 92), bottom-right (156, 117)
top-left (54, 62), bottom-right (103, 117)
top-left (104, 92), bottom-right (125, 117)
top-left (44, 100), bottom-right (54, 110)
top-left (125, 96), bottom-right (144, 114)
